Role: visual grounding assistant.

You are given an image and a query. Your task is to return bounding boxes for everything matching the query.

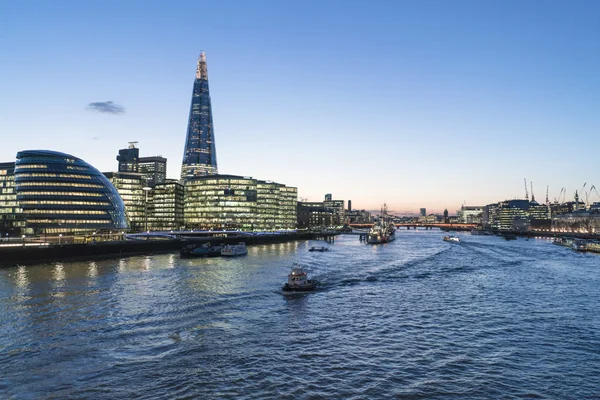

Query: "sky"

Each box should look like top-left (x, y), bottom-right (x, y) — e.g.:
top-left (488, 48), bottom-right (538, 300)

top-left (1, 0), bottom-right (599, 214)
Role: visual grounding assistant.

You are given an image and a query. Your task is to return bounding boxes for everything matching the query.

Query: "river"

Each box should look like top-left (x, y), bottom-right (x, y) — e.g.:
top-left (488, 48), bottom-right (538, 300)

top-left (1, 231), bottom-right (599, 399)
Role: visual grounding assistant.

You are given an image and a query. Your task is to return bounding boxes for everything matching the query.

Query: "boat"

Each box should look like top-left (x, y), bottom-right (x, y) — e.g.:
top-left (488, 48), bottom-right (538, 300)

top-left (572, 239), bottom-right (588, 252)
top-left (366, 203), bottom-right (396, 244)
top-left (501, 233), bottom-right (518, 241)
top-left (443, 235), bottom-right (461, 243)
top-left (552, 237), bottom-right (574, 247)
top-left (221, 242), bottom-right (248, 256)
top-left (586, 241), bottom-right (600, 253)
top-left (470, 229), bottom-right (494, 236)
top-left (309, 246), bottom-right (329, 252)
top-left (282, 265), bottom-right (319, 292)
top-left (180, 242), bottom-right (224, 258)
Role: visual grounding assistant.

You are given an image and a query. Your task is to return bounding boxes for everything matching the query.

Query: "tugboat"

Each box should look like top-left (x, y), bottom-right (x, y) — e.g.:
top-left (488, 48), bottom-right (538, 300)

top-left (221, 242), bottom-right (248, 256)
top-left (366, 203), bottom-right (396, 244)
top-left (309, 246), bottom-right (329, 252)
top-left (443, 235), bottom-right (461, 243)
top-left (282, 265), bottom-right (319, 292)
top-left (180, 242), bottom-right (224, 258)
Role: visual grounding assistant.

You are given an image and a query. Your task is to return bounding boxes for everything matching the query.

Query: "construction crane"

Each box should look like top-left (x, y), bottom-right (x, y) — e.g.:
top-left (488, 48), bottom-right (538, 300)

top-left (128, 141), bottom-right (138, 149)
top-left (590, 185), bottom-right (600, 203)
top-left (546, 185), bottom-right (549, 205)
top-left (530, 182), bottom-right (535, 203)
top-left (523, 178), bottom-right (529, 201)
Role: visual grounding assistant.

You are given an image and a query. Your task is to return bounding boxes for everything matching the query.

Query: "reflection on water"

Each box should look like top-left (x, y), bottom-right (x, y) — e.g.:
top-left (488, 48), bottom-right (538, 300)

top-left (1, 235), bottom-right (600, 399)
top-left (15, 265), bottom-right (28, 290)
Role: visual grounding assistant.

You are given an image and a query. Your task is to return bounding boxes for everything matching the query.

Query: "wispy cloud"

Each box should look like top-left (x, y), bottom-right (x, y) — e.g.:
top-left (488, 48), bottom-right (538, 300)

top-left (86, 101), bottom-right (125, 114)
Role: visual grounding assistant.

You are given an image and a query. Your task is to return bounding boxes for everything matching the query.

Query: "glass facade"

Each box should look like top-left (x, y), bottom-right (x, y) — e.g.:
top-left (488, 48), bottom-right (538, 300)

top-left (184, 175), bottom-right (297, 230)
top-left (181, 52), bottom-right (218, 180)
top-left (15, 150), bottom-right (128, 234)
top-left (147, 180), bottom-right (184, 231)
top-left (103, 172), bottom-right (145, 232)
top-left (0, 162), bottom-right (26, 236)
top-left (139, 156), bottom-right (167, 187)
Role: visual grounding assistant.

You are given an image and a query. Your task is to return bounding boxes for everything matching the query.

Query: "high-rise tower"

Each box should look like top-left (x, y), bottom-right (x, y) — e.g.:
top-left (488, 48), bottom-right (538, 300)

top-left (181, 52), bottom-right (218, 180)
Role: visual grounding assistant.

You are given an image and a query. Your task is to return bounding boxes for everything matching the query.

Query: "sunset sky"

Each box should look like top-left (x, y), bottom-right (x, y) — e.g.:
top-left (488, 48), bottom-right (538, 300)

top-left (2, 0), bottom-right (599, 214)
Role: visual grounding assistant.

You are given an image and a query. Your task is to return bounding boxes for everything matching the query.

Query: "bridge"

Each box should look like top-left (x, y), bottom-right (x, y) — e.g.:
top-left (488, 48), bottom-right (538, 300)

top-left (348, 223), bottom-right (478, 231)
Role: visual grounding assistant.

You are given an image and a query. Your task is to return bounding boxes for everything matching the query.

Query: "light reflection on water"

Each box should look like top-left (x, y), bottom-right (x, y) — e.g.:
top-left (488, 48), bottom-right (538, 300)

top-left (0, 234), bottom-right (599, 399)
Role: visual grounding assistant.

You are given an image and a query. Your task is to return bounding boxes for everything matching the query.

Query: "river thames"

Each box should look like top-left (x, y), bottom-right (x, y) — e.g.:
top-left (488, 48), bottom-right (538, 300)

top-left (1, 230), bottom-right (599, 399)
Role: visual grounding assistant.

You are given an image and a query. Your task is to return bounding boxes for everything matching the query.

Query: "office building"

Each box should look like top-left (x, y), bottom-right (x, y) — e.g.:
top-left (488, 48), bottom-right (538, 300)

top-left (0, 162), bottom-right (26, 236)
top-left (420, 208), bottom-right (426, 217)
top-left (117, 142), bottom-right (140, 173)
top-left (147, 180), bottom-right (184, 231)
top-left (103, 172), bottom-right (145, 231)
top-left (139, 156), bottom-right (167, 187)
top-left (181, 52), bottom-right (218, 180)
top-left (184, 175), bottom-right (297, 230)
top-left (14, 150), bottom-right (128, 234)
top-left (456, 205), bottom-right (483, 224)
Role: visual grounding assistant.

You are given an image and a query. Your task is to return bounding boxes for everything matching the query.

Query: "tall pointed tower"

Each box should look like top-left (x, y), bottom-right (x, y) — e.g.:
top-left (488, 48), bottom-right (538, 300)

top-left (181, 52), bottom-right (218, 180)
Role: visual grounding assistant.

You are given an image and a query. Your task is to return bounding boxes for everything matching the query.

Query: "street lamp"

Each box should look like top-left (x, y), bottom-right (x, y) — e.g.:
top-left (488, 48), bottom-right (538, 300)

top-left (143, 187), bottom-right (152, 233)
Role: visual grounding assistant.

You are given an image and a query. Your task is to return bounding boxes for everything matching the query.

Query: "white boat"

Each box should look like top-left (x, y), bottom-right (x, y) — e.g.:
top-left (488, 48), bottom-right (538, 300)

top-left (282, 265), bottom-right (319, 292)
top-left (221, 242), bottom-right (248, 256)
top-left (443, 235), bottom-right (461, 243)
top-left (366, 203), bottom-right (396, 244)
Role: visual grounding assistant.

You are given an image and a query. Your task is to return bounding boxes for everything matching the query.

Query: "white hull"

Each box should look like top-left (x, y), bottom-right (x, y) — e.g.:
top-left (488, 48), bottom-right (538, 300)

top-left (367, 232), bottom-right (396, 244)
top-left (221, 243), bottom-right (248, 256)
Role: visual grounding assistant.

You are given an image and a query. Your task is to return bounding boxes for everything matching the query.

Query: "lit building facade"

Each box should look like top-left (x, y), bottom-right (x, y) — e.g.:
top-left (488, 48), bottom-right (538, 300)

top-left (103, 172), bottom-right (145, 232)
top-left (139, 156), bottom-right (167, 188)
top-left (181, 52), bottom-right (218, 180)
top-left (552, 211), bottom-right (600, 234)
top-left (456, 205), bottom-right (483, 224)
top-left (147, 180), bottom-right (184, 231)
top-left (0, 162), bottom-right (26, 236)
top-left (15, 150), bottom-right (128, 234)
top-left (117, 142), bottom-right (139, 173)
top-left (184, 175), bottom-right (297, 230)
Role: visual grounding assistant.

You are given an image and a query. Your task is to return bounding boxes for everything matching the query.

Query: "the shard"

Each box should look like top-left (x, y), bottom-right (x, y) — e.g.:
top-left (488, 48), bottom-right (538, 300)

top-left (181, 52), bottom-right (218, 180)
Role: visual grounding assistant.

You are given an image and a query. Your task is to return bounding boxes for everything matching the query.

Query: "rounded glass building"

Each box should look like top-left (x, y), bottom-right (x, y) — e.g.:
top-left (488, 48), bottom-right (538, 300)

top-left (15, 150), bottom-right (128, 234)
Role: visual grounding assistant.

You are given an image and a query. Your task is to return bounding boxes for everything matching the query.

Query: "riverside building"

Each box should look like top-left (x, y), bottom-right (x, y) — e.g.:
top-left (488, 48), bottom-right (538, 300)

top-left (0, 162), bottom-right (25, 236)
top-left (181, 52), bottom-right (218, 180)
top-left (14, 150), bottom-right (128, 234)
top-left (147, 179), bottom-right (184, 231)
top-left (184, 175), bottom-right (297, 231)
top-left (103, 172), bottom-right (145, 232)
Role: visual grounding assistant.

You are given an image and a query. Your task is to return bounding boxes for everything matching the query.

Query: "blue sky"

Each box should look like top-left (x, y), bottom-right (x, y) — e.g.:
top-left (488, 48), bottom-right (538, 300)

top-left (1, 0), bottom-right (599, 213)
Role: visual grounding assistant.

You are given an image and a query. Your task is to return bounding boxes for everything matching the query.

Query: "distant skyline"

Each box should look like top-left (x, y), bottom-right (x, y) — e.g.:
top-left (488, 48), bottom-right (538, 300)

top-left (2, 0), bottom-right (599, 213)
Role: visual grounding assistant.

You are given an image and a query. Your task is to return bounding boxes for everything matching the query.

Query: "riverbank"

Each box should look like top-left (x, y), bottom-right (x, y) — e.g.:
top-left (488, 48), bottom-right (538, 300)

top-left (0, 232), bottom-right (319, 267)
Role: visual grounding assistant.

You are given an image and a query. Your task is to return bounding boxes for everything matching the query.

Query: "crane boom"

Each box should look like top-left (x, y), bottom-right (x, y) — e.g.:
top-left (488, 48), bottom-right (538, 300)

top-left (524, 178), bottom-right (529, 201)
top-left (530, 182), bottom-right (535, 203)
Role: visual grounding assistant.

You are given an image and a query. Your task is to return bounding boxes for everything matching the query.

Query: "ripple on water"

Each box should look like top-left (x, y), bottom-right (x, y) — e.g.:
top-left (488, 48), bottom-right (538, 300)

top-left (1, 234), bottom-right (600, 398)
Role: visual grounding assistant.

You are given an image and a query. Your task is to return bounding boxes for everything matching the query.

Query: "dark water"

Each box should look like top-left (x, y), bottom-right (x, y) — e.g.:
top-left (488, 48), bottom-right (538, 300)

top-left (1, 231), bottom-right (599, 399)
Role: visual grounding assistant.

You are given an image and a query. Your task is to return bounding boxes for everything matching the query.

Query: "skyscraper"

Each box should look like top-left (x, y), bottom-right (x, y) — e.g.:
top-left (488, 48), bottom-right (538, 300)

top-left (181, 52), bottom-right (218, 180)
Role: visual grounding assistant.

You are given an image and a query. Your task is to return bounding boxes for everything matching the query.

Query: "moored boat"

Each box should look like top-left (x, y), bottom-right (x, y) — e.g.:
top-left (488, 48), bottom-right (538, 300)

top-left (552, 237), bottom-right (574, 247)
top-left (443, 235), bottom-right (460, 243)
top-left (572, 239), bottom-right (588, 252)
top-left (586, 240), bottom-right (600, 253)
top-left (366, 203), bottom-right (396, 244)
top-left (221, 242), bottom-right (248, 256)
top-left (282, 265), bottom-right (319, 292)
top-left (180, 243), bottom-right (223, 258)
